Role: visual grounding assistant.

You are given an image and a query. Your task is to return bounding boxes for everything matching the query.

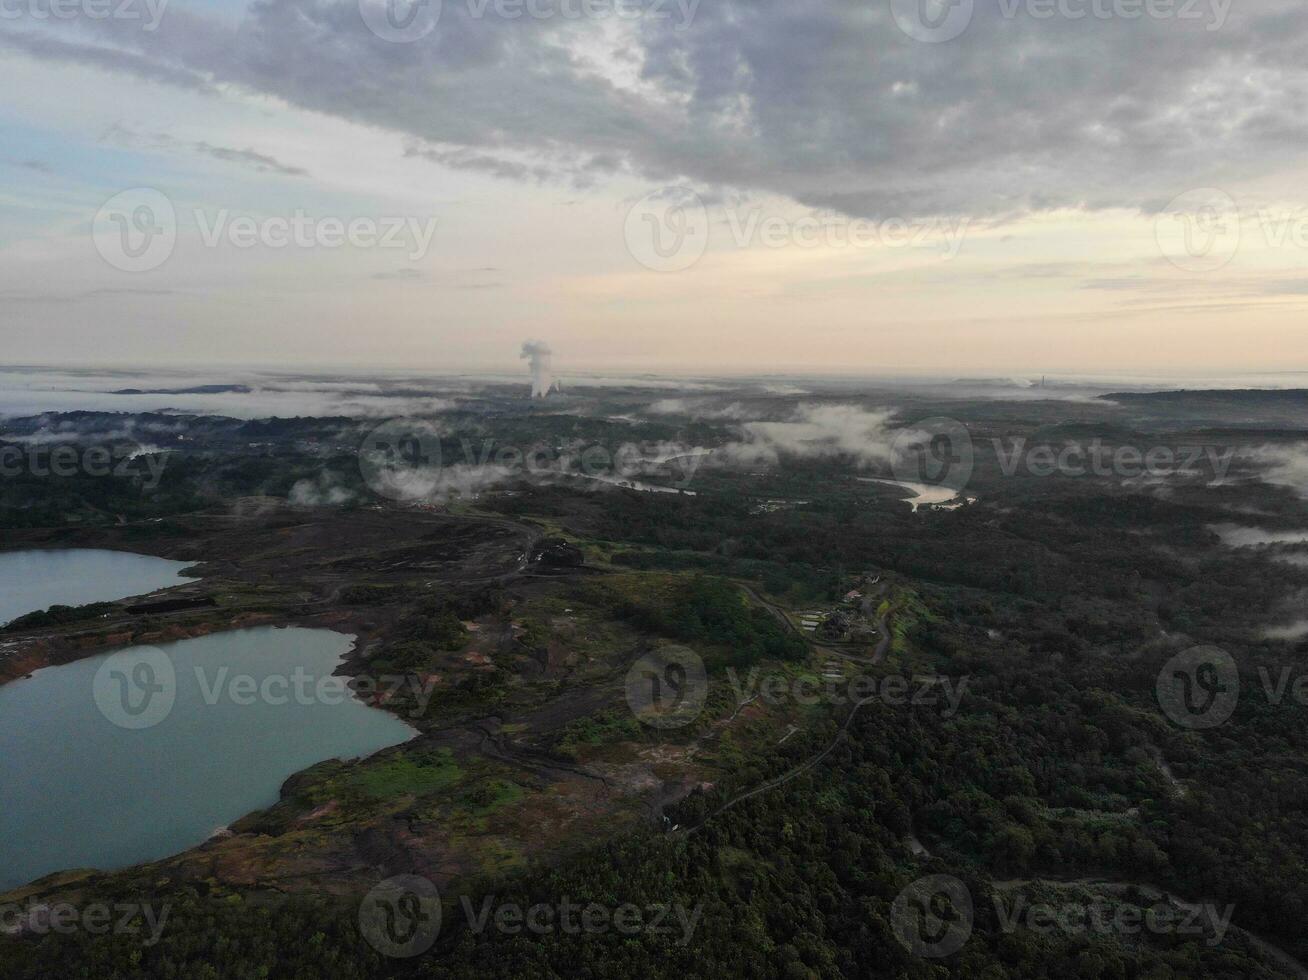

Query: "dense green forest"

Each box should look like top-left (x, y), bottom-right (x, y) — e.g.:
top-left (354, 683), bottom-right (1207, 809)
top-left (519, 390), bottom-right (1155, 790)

top-left (3, 408), bottom-right (1307, 978)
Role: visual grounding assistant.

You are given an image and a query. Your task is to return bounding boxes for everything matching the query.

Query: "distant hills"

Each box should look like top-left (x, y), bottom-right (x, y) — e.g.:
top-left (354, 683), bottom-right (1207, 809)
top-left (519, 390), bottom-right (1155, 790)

top-left (1103, 389), bottom-right (1308, 403)
top-left (111, 384), bottom-right (254, 395)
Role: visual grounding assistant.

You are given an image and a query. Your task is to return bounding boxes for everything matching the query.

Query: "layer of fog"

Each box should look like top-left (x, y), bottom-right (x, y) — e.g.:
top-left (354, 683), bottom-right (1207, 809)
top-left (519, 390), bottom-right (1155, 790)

top-left (288, 472), bottom-right (356, 507)
top-left (1238, 444), bottom-right (1308, 499)
top-left (717, 404), bottom-right (901, 468)
top-left (1262, 620), bottom-right (1308, 642)
top-left (0, 369), bottom-right (459, 420)
top-left (1210, 525), bottom-right (1308, 548)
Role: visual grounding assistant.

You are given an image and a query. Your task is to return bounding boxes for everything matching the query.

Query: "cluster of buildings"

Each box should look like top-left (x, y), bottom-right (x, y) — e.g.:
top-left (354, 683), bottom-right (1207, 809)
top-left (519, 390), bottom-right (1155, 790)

top-left (796, 573), bottom-right (883, 643)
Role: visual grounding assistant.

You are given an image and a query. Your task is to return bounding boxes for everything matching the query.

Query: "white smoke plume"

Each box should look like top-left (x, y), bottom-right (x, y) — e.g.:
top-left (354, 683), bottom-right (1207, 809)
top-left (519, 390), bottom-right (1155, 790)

top-left (520, 340), bottom-right (557, 398)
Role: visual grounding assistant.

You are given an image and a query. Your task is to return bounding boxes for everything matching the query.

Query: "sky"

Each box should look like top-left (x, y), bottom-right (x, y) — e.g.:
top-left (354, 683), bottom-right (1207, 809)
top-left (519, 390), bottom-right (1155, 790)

top-left (2, 0), bottom-right (1308, 377)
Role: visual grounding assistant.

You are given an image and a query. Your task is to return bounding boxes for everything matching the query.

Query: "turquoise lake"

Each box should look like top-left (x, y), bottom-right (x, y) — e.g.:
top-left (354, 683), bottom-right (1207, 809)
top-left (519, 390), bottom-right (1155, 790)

top-left (0, 625), bottom-right (416, 892)
top-left (0, 548), bottom-right (196, 626)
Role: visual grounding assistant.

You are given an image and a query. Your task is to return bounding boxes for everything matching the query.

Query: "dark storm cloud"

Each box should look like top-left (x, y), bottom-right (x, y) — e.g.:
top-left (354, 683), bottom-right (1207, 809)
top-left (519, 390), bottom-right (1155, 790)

top-left (7, 0), bottom-right (1308, 219)
top-left (0, 28), bottom-right (215, 91)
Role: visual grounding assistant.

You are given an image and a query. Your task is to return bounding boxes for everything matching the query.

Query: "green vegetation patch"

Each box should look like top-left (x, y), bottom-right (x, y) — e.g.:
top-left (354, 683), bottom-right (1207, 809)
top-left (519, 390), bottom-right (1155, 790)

top-left (554, 709), bottom-right (644, 758)
top-left (3, 601), bottom-right (118, 632)
top-left (586, 573), bottom-right (807, 670)
top-left (343, 748), bottom-right (463, 801)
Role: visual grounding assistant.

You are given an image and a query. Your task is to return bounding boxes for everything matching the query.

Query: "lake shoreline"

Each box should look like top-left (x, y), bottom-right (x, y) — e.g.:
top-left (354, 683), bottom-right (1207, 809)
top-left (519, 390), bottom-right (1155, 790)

top-left (0, 504), bottom-right (520, 691)
top-left (1, 624), bottom-right (416, 893)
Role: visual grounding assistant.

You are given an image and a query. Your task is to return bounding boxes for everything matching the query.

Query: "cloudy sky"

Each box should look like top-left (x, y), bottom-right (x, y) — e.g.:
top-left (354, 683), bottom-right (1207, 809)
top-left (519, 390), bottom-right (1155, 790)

top-left (2, 0), bottom-right (1307, 376)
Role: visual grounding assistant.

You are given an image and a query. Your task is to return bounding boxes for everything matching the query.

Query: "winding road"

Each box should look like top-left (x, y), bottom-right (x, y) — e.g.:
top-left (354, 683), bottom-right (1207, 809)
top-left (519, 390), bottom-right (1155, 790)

top-left (670, 583), bottom-right (902, 834)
